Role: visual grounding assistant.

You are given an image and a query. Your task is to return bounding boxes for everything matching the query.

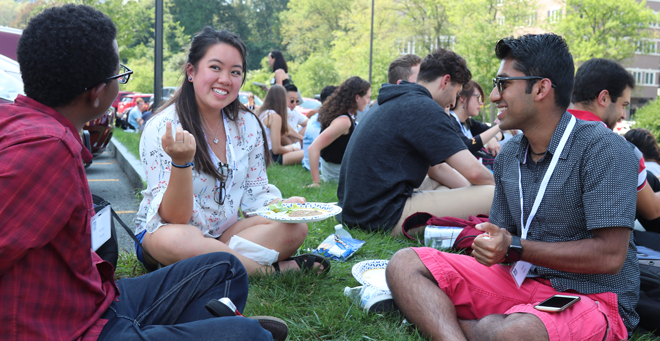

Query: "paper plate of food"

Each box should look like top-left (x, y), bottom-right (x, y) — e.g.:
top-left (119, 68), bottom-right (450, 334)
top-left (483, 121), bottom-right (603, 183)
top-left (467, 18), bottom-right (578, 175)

top-left (255, 202), bottom-right (342, 223)
top-left (352, 260), bottom-right (390, 293)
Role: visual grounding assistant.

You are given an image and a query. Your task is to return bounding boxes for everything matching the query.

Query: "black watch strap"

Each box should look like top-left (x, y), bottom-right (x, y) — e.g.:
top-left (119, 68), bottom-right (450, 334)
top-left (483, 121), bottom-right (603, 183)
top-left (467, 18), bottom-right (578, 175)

top-left (505, 235), bottom-right (523, 263)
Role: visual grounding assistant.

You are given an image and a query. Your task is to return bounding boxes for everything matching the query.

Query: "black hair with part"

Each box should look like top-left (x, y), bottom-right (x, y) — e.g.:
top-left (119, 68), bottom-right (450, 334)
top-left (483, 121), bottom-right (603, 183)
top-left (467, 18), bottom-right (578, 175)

top-left (161, 27), bottom-right (271, 181)
top-left (269, 50), bottom-right (288, 74)
top-left (417, 48), bottom-right (471, 85)
top-left (320, 85), bottom-right (338, 103)
top-left (318, 76), bottom-right (370, 130)
top-left (17, 4), bottom-right (117, 108)
top-left (625, 128), bottom-right (660, 164)
top-left (572, 58), bottom-right (635, 105)
top-left (283, 83), bottom-right (298, 93)
top-left (495, 34), bottom-right (574, 111)
top-left (388, 54), bottom-right (422, 84)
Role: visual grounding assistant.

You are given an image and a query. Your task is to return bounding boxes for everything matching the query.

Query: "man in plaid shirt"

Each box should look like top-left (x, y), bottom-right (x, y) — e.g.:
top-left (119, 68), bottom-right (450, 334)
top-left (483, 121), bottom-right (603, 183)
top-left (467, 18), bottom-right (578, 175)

top-left (0, 5), bottom-right (281, 341)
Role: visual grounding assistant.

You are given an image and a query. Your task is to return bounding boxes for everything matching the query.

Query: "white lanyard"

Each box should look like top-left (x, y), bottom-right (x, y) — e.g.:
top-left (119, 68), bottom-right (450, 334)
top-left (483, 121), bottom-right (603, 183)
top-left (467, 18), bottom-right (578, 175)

top-left (206, 110), bottom-right (237, 216)
top-left (517, 115), bottom-right (576, 239)
top-left (510, 115), bottom-right (575, 287)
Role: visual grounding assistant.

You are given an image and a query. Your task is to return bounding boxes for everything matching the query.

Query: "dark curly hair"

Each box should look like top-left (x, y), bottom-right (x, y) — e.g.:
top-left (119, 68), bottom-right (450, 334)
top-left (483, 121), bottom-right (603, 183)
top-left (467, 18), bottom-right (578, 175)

top-left (159, 27), bottom-right (271, 182)
top-left (269, 50), bottom-right (288, 74)
top-left (495, 34), bottom-right (574, 111)
top-left (17, 4), bottom-right (117, 108)
top-left (417, 48), bottom-right (471, 85)
top-left (318, 76), bottom-right (370, 130)
top-left (625, 129), bottom-right (660, 164)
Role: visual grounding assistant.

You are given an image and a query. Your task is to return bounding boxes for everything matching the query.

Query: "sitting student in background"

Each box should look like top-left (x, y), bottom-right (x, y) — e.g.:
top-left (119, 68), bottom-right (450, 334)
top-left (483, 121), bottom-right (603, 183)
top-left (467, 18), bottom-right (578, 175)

top-left (258, 85), bottom-right (304, 165)
top-left (356, 53), bottom-right (421, 124)
top-left (308, 77), bottom-right (371, 186)
top-left (626, 128), bottom-right (660, 177)
top-left (127, 97), bottom-right (146, 130)
top-left (283, 83), bottom-right (308, 144)
top-left (625, 128), bottom-right (660, 233)
top-left (387, 33), bottom-right (640, 341)
top-left (303, 85), bottom-right (337, 171)
top-left (246, 93), bottom-right (258, 111)
top-left (137, 101), bottom-right (154, 130)
top-left (449, 81), bottom-right (503, 160)
top-left (0, 5), bottom-right (284, 340)
top-left (338, 48), bottom-right (495, 236)
top-left (569, 58), bottom-right (660, 222)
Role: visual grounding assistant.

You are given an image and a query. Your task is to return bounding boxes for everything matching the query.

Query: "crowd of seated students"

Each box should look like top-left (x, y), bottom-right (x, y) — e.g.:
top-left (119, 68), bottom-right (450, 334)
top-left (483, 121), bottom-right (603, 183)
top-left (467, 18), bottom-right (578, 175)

top-left (5, 4), bottom-right (660, 340)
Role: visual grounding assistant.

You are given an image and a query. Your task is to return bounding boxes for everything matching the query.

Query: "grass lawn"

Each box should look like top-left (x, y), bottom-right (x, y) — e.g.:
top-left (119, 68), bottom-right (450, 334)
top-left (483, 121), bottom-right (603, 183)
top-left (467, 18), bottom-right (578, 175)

top-left (113, 140), bottom-right (657, 340)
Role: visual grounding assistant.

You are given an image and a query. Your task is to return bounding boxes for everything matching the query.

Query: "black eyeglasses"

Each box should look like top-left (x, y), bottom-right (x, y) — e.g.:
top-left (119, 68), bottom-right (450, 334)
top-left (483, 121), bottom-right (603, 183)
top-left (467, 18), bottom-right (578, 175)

top-left (492, 76), bottom-right (556, 94)
top-left (84, 63), bottom-right (133, 91)
top-left (213, 161), bottom-right (230, 205)
top-left (290, 99), bottom-right (300, 104)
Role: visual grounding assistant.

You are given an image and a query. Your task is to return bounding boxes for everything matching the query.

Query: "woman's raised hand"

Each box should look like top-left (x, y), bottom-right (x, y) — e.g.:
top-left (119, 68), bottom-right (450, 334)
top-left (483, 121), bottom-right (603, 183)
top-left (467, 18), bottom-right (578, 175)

top-left (162, 121), bottom-right (196, 165)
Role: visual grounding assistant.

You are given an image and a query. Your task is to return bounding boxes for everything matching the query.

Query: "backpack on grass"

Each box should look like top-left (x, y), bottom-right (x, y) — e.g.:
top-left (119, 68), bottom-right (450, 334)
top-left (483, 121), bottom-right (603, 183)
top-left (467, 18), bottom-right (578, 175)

top-left (401, 212), bottom-right (489, 255)
top-left (633, 230), bottom-right (660, 336)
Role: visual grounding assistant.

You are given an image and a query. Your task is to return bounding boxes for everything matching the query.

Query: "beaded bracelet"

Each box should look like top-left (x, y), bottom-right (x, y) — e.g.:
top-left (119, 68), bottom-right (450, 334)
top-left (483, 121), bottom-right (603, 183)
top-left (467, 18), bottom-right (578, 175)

top-left (171, 161), bottom-right (194, 168)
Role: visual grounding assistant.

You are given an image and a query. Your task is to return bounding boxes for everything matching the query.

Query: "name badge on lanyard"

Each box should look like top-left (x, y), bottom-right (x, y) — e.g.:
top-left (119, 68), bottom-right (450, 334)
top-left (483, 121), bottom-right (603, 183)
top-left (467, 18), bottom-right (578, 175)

top-left (511, 115), bottom-right (576, 288)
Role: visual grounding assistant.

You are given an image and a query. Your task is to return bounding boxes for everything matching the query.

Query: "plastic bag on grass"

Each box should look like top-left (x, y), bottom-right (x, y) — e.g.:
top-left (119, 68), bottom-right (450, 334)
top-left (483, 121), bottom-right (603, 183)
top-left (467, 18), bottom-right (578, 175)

top-left (313, 234), bottom-right (365, 261)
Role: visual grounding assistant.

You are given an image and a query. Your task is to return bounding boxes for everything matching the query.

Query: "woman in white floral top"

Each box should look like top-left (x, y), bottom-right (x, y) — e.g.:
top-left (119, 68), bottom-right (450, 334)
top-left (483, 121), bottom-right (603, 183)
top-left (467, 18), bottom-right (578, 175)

top-left (134, 27), bottom-right (329, 275)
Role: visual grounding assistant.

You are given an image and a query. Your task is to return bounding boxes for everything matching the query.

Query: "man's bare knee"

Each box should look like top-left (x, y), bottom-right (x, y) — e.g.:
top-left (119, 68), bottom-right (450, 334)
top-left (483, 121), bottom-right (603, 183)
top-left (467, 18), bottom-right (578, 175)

top-left (474, 313), bottom-right (548, 341)
top-left (386, 248), bottom-right (435, 285)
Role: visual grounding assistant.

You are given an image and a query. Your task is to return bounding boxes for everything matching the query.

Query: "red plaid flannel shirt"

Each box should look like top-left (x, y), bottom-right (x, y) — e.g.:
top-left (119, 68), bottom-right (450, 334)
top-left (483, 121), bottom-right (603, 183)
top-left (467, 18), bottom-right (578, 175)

top-left (0, 96), bottom-right (118, 340)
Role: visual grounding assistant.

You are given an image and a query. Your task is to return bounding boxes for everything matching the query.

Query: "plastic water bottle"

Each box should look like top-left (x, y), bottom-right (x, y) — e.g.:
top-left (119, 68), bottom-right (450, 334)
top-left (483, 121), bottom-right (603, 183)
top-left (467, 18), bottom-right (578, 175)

top-left (335, 224), bottom-right (353, 239)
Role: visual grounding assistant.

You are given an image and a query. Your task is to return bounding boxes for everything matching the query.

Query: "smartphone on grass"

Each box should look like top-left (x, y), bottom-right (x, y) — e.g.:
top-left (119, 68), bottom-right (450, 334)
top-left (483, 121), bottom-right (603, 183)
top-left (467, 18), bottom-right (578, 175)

top-left (534, 295), bottom-right (581, 312)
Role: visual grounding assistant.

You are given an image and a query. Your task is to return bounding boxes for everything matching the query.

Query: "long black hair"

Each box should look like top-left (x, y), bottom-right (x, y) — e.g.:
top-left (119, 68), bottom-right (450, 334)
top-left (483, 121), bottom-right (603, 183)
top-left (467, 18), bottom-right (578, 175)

top-left (159, 27), bottom-right (271, 181)
top-left (270, 50), bottom-right (288, 74)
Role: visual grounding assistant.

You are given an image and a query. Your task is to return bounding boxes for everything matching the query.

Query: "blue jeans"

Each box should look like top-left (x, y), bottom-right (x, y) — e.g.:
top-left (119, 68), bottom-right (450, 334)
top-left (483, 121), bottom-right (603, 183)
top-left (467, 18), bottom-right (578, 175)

top-left (98, 253), bottom-right (273, 340)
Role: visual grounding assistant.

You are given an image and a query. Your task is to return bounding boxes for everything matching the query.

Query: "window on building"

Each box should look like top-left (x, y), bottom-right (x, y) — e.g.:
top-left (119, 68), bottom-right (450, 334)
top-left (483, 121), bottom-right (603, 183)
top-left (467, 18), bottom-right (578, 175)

top-left (645, 72), bottom-right (656, 85)
top-left (633, 71), bottom-right (643, 85)
top-left (525, 13), bottom-right (538, 26)
top-left (635, 40), bottom-right (658, 54)
top-left (498, 16), bottom-right (506, 25)
top-left (547, 9), bottom-right (561, 23)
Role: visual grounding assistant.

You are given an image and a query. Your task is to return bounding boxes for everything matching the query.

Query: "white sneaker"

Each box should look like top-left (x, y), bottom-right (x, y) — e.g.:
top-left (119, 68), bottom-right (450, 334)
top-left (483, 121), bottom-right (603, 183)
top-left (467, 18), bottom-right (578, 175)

top-left (363, 293), bottom-right (398, 314)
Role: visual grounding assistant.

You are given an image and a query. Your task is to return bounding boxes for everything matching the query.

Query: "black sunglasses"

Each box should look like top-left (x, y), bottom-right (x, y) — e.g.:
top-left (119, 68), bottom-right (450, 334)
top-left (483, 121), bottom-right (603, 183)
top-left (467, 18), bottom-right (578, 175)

top-left (213, 162), bottom-right (230, 205)
top-left (290, 99), bottom-right (300, 104)
top-left (84, 63), bottom-right (133, 91)
top-left (492, 76), bottom-right (556, 94)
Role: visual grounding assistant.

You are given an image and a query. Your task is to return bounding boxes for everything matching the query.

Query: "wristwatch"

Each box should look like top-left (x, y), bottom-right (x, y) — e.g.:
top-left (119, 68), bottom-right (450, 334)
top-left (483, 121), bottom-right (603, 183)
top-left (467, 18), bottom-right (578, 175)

top-left (505, 236), bottom-right (523, 263)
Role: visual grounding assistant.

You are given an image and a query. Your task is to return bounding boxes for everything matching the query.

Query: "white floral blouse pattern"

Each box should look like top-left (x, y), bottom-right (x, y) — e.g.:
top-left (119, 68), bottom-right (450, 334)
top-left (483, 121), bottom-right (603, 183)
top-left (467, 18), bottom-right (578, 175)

top-left (134, 104), bottom-right (282, 238)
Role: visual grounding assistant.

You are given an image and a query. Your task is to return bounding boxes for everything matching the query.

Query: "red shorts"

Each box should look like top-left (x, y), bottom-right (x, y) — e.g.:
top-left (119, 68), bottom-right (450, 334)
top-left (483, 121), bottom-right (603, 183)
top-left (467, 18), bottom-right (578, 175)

top-left (412, 247), bottom-right (628, 341)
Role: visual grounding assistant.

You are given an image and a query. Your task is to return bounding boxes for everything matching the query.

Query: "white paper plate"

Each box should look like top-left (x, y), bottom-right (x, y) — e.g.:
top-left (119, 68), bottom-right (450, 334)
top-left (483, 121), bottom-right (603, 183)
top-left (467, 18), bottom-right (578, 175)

top-left (352, 260), bottom-right (390, 293)
top-left (255, 202), bottom-right (342, 223)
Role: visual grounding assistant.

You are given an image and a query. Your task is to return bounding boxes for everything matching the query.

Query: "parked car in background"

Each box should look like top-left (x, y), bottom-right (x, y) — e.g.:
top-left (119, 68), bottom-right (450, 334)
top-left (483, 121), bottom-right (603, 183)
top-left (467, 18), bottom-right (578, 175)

top-left (84, 108), bottom-right (115, 156)
top-left (118, 93), bottom-right (153, 115)
top-left (238, 91), bottom-right (262, 109)
top-left (0, 27), bottom-right (21, 61)
top-left (296, 97), bottom-right (322, 117)
top-left (0, 53), bottom-right (23, 103)
top-left (162, 86), bottom-right (178, 101)
top-left (111, 90), bottom-right (134, 114)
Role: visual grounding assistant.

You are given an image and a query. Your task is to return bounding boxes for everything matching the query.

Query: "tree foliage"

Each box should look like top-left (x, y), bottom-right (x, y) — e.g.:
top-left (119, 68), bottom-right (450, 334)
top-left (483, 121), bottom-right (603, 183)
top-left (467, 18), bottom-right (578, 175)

top-left (553, 0), bottom-right (658, 64)
top-left (633, 99), bottom-right (660, 138)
